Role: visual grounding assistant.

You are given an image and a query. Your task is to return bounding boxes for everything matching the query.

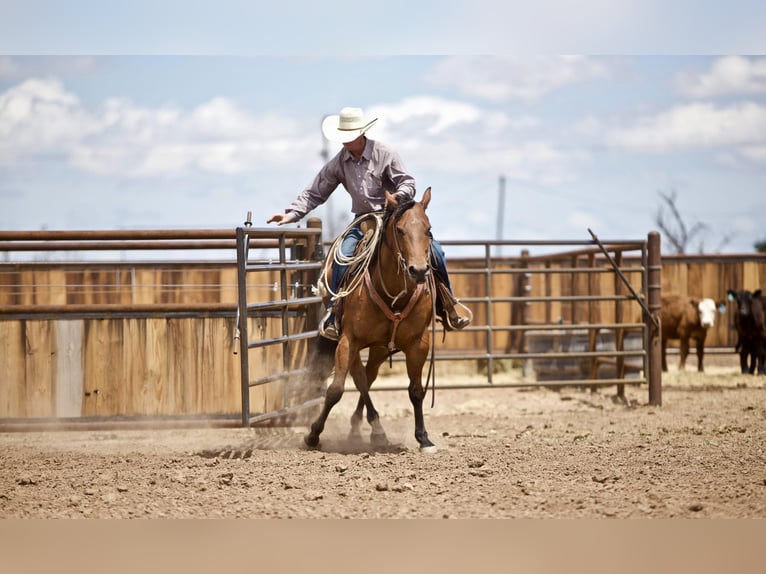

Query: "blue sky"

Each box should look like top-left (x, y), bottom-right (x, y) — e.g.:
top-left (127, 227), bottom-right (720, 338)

top-left (2, 2), bottom-right (766, 255)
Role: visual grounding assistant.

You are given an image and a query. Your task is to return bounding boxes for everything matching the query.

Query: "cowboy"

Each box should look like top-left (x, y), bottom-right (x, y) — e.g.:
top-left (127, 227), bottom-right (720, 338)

top-left (267, 107), bottom-right (470, 340)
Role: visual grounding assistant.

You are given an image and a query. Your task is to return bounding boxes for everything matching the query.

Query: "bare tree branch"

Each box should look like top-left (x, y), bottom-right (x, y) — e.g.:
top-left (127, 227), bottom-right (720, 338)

top-left (653, 189), bottom-right (713, 254)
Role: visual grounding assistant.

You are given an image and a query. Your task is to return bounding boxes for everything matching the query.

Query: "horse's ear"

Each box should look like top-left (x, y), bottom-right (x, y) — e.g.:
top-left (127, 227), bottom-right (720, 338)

top-left (385, 191), bottom-right (399, 211)
top-left (421, 187), bottom-right (431, 209)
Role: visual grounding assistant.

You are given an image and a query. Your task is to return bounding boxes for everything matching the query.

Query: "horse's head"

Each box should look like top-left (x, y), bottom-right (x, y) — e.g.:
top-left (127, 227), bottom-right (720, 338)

top-left (384, 187), bottom-right (433, 285)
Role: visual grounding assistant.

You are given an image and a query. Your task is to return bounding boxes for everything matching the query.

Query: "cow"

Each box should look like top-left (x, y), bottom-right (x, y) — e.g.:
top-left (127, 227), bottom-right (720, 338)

top-left (659, 294), bottom-right (720, 372)
top-left (726, 289), bottom-right (766, 375)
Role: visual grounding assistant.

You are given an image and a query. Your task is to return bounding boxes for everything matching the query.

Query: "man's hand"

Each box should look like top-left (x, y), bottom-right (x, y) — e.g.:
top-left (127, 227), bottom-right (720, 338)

top-left (266, 212), bottom-right (299, 225)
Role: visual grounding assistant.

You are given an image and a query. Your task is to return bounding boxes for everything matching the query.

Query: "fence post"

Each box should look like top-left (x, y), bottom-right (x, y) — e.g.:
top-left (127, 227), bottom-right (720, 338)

top-left (647, 231), bottom-right (662, 406)
top-left (235, 226), bottom-right (251, 426)
top-left (305, 217), bottom-right (324, 330)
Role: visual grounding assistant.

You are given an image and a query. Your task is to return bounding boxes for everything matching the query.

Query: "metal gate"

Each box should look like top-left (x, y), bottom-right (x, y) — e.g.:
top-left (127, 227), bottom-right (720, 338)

top-left (234, 226), bottom-right (662, 428)
top-left (234, 215), bottom-right (326, 427)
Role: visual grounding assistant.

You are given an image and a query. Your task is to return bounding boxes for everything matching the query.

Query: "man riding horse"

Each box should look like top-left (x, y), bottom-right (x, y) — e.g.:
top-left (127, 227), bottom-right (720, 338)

top-left (267, 107), bottom-right (470, 340)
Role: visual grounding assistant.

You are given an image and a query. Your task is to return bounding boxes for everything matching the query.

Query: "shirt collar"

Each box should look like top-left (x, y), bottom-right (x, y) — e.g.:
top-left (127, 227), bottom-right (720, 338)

top-left (343, 138), bottom-right (374, 162)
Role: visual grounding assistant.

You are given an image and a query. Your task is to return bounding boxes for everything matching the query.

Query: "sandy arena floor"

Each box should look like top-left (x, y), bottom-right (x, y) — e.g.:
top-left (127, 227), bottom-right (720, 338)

top-left (1, 358), bottom-right (765, 518)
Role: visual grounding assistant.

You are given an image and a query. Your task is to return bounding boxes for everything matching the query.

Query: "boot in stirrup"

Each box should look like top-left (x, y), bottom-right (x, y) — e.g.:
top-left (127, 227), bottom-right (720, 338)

top-left (318, 306), bottom-right (340, 341)
top-left (436, 282), bottom-right (471, 331)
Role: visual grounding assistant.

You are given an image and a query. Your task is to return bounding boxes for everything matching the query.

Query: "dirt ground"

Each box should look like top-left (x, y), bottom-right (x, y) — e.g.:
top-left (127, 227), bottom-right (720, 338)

top-left (2, 355), bottom-right (765, 519)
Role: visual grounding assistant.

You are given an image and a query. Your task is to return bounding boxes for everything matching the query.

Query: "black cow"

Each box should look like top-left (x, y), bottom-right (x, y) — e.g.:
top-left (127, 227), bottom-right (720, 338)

top-left (726, 289), bottom-right (766, 375)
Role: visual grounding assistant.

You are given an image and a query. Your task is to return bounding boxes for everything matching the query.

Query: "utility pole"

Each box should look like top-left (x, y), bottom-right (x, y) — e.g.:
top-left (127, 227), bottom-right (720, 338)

top-left (320, 115), bottom-right (340, 238)
top-left (495, 175), bottom-right (506, 257)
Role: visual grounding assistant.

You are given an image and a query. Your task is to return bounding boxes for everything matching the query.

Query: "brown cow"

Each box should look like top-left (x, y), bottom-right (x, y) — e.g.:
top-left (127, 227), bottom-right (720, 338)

top-left (660, 294), bottom-right (719, 372)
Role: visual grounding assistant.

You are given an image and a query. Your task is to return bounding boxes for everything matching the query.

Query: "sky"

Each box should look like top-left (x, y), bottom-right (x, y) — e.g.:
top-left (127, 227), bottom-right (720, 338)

top-left (2, 1), bottom-right (766, 257)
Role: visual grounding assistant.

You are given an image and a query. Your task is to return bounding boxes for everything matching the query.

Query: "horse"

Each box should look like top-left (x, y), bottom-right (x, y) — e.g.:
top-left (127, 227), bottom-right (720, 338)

top-left (303, 187), bottom-right (438, 453)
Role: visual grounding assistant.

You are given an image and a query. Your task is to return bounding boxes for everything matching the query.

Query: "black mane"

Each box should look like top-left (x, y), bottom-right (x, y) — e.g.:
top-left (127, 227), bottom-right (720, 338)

top-left (382, 197), bottom-right (416, 229)
top-left (373, 197), bottom-right (417, 265)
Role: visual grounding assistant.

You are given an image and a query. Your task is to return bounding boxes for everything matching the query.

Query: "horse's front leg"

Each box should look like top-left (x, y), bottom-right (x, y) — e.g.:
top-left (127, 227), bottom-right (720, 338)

top-left (406, 340), bottom-right (437, 453)
top-left (349, 346), bottom-right (389, 441)
top-left (305, 337), bottom-right (350, 449)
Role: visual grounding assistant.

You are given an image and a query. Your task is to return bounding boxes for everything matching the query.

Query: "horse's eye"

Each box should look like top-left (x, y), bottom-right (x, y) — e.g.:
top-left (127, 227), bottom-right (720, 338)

top-left (427, 229), bottom-right (433, 238)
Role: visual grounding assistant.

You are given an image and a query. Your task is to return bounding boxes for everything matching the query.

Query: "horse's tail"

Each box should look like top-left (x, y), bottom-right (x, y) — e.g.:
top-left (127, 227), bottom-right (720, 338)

top-left (304, 335), bottom-right (337, 394)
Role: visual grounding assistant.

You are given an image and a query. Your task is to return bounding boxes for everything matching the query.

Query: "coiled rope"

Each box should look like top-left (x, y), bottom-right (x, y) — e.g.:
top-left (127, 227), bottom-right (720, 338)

top-left (316, 212), bottom-right (384, 302)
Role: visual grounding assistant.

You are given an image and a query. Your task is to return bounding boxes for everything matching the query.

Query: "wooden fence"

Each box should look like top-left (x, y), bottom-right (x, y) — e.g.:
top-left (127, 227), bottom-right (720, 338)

top-left (0, 228), bottom-right (319, 425)
top-left (2, 226), bottom-right (765, 424)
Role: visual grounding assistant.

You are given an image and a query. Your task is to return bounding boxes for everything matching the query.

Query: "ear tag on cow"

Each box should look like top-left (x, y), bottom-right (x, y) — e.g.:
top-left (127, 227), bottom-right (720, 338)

top-left (718, 303), bottom-right (726, 314)
top-left (727, 293), bottom-right (735, 301)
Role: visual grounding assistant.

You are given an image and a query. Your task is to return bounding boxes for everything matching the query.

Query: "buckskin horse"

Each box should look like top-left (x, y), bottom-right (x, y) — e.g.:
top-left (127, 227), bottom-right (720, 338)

top-left (304, 187), bottom-right (438, 453)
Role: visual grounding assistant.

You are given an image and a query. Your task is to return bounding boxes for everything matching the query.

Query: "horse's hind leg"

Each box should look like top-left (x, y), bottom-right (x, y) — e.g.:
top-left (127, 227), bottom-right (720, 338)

top-left (347, 349), bottom-right (389, 447)
top-left (306, 336), bottom-right (337, 392)
top-left (349, 346), bottom-right (389, 441)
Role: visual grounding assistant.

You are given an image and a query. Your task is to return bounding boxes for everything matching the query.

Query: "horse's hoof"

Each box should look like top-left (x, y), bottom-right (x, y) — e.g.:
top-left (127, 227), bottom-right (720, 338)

top-left (370, 432), bottom-right (389, 447)
top-left (348, 430), bottom-right (363, 443)
top-left (419, 445), bottom-right (438, 454)
top-left (304, 434), bottom-right (320, 449)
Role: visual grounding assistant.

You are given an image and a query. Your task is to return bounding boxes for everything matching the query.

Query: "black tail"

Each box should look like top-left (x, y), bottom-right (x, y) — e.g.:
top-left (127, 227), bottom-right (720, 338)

top-left (304, 336), bottom-right (338, 393)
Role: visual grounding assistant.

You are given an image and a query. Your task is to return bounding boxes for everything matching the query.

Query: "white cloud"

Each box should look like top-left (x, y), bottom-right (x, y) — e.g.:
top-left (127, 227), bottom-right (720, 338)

top-left (0, 77), bottom-right (315, 177)
top-left (368, 96), bottom-right (481, 137)
top-left (425, 55), bottom-right (609, 102)
top-left (0, 78), bottom-right (94, 161)
top-left (607, 101), bottom-right (766, 154)
top-left (363, 95), bottom-right (588, 185)
top-left (678, 56), bottom-right (766, 98)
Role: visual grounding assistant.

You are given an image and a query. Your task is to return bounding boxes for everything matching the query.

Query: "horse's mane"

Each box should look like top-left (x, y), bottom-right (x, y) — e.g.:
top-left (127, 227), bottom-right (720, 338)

top-left (373, 197), bottom-right (417, 266)
top-left (381, 197), bottom-right (416, 229)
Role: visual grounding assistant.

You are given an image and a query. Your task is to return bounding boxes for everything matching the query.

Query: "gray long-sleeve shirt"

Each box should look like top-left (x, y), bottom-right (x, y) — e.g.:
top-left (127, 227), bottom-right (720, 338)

top-left (285, 138), bottom-right (416, 220)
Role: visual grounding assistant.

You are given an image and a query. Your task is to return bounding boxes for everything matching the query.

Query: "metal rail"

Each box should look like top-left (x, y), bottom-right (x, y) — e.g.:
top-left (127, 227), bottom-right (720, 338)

top-left (1, 224), bottom-right (662, 429)
top-left (235, 217), bottom-right (325, 427)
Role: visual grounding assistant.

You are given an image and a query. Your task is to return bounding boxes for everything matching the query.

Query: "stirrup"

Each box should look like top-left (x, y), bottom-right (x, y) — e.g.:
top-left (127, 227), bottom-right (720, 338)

top-left (318, 308), bottom-right (339, 341)
top-left (440, 306), bottom-right (471, 331)
top-left (436, 282), bottom-right (472, 331)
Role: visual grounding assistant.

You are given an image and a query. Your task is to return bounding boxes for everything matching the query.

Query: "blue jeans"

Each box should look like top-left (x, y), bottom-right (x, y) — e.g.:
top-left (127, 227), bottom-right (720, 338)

top-left (330, 223), bottom-right (452, 304)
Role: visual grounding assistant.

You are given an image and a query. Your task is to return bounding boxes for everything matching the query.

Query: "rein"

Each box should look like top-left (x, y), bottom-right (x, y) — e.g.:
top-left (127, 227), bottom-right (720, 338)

top-left (364, 269), bottom-right (425, 355)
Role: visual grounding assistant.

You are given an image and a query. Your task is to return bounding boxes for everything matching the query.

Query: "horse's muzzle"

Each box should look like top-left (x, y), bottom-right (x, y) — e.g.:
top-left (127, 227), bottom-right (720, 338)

top-left (408, 265), bottom-right (430, 284)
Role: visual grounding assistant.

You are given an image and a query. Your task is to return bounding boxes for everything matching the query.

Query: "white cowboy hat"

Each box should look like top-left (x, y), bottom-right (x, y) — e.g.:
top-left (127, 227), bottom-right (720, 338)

top-left (321, 107), bottom-right (378, 143)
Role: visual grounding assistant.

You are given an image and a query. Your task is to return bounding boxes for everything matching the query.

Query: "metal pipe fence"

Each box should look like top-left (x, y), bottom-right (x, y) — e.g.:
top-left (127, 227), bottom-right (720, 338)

top-left (361, 232), bottom-right (661, 404)
top-left (1, 223), bottom-right (662, 430)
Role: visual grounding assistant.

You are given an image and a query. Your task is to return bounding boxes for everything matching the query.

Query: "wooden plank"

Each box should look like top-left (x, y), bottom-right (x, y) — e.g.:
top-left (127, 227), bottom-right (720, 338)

top-left (0, 269), bottom-right (22, 306)
top-left (165, 318), bottom-right (183, 415)
top-left (165, 317), bottom-right (206, 415)
top-left (131, 268), bottom-right (156, 305)
top-left (53, 320), bottom-right (83, 417)
top-left (201, 316), bottom-right (240, 414)
top-left (186, 317), bottom-right (205, 413)
top-left (201, 317), bottom-right (223, 413)
top-left (24, 320), bottom-right (54, 417)
top-left (160, 269), bottom-right (183, 304)
top-left (219, 267), bottom-right (239, 304)
top-left (123, 318), bottom-right (148, 416)
top-left (20, 270), bottom-right (36, 306)
top-left (743, 261), bottom-right (759, 291)
top-left (66, 269), bottom-right (85, 305)
top-left (82, 319), bottom-right (125, 417)
top-left (0, 321), bottom-right (25, 417)
top-left (48, 269), bottom-right (67, 306)
top-left (144, 318), bottom-right (168, 415)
